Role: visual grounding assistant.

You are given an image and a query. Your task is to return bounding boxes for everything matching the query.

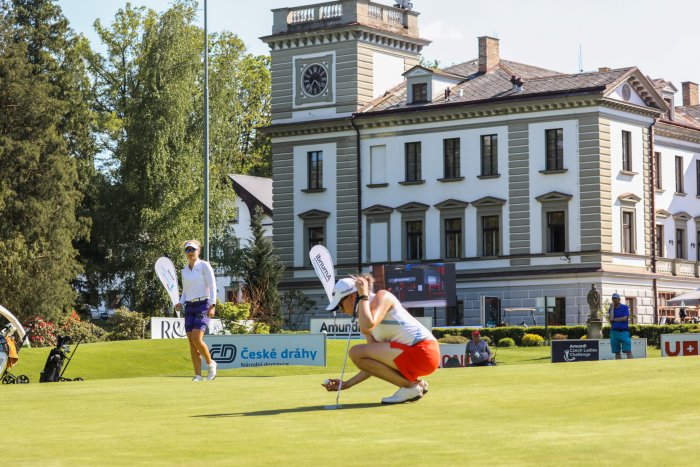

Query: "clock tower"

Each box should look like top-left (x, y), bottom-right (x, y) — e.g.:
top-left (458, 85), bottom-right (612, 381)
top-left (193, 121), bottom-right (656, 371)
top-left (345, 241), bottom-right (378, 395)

top-left (261, 0), bottom-right (430, 123)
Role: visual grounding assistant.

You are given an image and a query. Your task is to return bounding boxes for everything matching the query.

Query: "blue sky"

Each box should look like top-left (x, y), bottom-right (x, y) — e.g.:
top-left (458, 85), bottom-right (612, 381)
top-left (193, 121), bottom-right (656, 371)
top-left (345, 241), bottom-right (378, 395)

top-left (58, 0), bottom-right (700, 105)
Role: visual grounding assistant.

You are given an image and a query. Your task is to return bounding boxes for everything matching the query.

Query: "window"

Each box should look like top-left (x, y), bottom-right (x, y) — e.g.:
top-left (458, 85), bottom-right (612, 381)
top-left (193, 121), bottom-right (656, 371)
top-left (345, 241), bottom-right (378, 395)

top-left (307, 151), bottom-right (323, 190)
top-left (621, 130), bottom-right (632, 172)
top-left (443, 138), bottom-right (460, 178)
top-left (405, 142), bottom-right (421, 182)
top-left (676, 228), bottom-right (685, 259)
top-left (545, 128), bottom-right (564, 170)
top-left (412, 83), bottom-right (428, 103)
top-left (697, 160), bottom-right (700, 196)
top-left (625, 297), bottom-right (636, 324)
top-left (444, 218), bottom-right (462, 259)
top-left (482, 215), bottom-right (500, 256)
top-left (676, 156), bottom-right (684, 193)
top-left (658, 291), bottom-right (677, 322)
top-left (369, 145), bottom-right (387, 185)
top-left (480, 134), bottom-right (498, 176)
top-left (546, 297), bottom-right (566, 325)
top-left (654, 152), bottom-right (662, 189)
top-left (308, 226), bottom-right (324, 250)
top-left (298, 209), bottom-right (330, 266)
top-left (406, 220), bottom-right (423, 260)
top-left (622, 211), bottom-right (635, 253)
top-left (547, 211), bottom-right (566, 253)
top-left (656, 225), bottom-right (664, 258)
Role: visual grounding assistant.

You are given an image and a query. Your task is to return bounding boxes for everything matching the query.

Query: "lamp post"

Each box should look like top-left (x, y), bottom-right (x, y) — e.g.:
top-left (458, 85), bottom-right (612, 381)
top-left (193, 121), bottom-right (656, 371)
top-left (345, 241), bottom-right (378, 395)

top-left (203, 0), bottom-right (210, 260)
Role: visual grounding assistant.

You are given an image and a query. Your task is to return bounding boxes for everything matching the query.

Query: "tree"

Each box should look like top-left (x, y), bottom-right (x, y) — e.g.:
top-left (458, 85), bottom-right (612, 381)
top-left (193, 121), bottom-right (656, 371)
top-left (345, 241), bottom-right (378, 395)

top-left (84, 1), bottom-right (272, 314)
top-left (0, 6), bottom-right (86, 321)
top-left (281, 290), bottom-right (316, 331)
top-left (10, 0), bottom-right (98, 313)
top-left (240, 206), bottom-right (284, 332)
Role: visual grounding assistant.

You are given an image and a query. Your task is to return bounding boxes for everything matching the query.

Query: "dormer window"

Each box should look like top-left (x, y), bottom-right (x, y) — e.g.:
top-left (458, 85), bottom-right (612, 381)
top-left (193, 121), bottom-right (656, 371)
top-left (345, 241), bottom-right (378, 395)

top-left (412, 83), bottom-right (428, 103)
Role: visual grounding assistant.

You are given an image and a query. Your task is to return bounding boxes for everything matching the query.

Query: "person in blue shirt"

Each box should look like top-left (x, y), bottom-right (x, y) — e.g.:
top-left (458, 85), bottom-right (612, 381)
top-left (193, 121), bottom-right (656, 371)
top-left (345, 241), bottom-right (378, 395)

top-left (609, 293), bottom-right (633, 359)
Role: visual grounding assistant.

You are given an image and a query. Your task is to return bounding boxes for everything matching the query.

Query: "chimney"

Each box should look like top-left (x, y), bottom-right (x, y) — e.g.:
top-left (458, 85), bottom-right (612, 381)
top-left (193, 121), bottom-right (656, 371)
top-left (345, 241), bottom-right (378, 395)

top-left (682, 81), bottom-right (699, 106)
top-left (478, 36), bottom-right (499, 74)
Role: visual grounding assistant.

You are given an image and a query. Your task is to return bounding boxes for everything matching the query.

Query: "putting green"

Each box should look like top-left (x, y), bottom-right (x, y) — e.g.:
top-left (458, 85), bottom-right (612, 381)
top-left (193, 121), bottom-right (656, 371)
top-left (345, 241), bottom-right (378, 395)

top-left (4, 339), bottom-right (696, 465)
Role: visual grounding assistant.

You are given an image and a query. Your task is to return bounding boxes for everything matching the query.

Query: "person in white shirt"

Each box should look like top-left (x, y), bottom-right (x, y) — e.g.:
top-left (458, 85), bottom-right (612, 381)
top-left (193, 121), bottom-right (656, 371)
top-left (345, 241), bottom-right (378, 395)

top-left (322, 275), bottom-right (439, 405)
top-left (174, 240), bottom-right (217, 382)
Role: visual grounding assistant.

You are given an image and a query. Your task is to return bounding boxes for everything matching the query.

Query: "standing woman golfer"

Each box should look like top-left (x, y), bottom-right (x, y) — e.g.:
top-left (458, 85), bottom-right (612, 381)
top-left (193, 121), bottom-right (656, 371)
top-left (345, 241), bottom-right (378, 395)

top-left (174, 240), bottom-right (218, 382)
top-left (322, 275), bottom-right (440, 404)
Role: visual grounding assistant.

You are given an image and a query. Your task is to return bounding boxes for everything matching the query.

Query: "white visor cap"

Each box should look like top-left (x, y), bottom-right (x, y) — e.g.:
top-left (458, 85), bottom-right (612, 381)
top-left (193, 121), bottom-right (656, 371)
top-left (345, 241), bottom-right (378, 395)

top-left (184, 241), bottom-right (200, 251)
top-left (325, 278), bottom-right (357, 311)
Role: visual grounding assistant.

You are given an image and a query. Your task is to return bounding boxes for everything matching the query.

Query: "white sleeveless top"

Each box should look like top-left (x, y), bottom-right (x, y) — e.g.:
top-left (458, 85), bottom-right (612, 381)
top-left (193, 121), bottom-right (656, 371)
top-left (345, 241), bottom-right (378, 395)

top-left (370, 292), bottom-right (436, 346)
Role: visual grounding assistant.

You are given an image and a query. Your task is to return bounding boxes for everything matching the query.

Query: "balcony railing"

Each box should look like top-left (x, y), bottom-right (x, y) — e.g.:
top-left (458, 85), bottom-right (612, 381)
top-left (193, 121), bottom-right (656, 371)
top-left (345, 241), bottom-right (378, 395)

top-left (288, 2), bottom-right (342, 24)
top-left (674, 259), bottom-right (697, 277)
top-left (656, 258), bottom-right (700, 277)
top-left (657, 258), bottom-right (673, 274)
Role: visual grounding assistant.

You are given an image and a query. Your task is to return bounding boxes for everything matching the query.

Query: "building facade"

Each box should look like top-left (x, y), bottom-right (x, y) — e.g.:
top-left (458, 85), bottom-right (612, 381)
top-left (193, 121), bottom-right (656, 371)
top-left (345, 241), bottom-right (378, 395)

top-left (214, 174), bottom-right (273, 303)
top-left (261, 0), bottom-right (700, 327)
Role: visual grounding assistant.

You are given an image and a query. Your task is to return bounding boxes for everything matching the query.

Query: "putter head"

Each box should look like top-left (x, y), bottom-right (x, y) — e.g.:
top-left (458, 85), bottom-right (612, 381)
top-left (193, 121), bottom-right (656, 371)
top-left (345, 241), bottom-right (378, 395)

top-left (324, 404), bottom-right (342, 410)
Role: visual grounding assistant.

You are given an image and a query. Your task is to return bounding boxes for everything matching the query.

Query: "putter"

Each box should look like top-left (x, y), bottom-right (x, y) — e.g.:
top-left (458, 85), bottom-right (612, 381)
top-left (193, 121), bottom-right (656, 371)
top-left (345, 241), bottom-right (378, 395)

top-left (325, 299), bottom-right (358, 410)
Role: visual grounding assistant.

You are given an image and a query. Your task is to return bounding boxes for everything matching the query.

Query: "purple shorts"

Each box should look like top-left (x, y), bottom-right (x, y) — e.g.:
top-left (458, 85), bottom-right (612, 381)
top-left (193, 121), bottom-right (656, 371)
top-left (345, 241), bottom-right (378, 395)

top-left (184, 300), bottom-right (210, 332)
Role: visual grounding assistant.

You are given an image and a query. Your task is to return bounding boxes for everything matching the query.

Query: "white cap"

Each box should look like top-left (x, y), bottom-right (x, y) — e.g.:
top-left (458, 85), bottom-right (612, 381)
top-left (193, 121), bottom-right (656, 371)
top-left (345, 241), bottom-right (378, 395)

top-left (326, 278), bottom-right (357, 311)
top-left (184, 241), bottom-right (199, 251)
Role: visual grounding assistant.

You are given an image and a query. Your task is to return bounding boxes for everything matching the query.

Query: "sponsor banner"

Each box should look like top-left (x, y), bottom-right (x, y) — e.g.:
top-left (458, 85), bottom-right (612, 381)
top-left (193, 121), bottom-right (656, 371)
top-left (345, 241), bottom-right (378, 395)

top-left (203, 334), bottom-right (326, 369)
top-left (150, 317), bottom-right (224, 339)
top-left (552, 340), bottom-right (599, 363)
top-left (660, 333), bottom-right (700, 357)
top-left (309, 316), bottom-right (433, 339)
top-left (439, 343), bottom-right (468, 368)
top-left (552, 338), bottom-right (647, 362)
top-left (598, 338), bottom-right (647, 360)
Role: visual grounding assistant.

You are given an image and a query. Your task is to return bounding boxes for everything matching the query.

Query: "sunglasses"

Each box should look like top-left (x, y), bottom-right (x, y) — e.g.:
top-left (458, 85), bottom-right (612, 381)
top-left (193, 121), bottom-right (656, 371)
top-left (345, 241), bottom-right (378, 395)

top-left (184, 247), bottom-right (197, 253)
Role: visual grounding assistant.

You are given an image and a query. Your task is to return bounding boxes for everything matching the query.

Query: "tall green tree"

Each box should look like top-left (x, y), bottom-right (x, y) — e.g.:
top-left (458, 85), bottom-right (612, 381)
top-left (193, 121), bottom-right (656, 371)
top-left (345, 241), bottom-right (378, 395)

top-left (0, 5), bottom-right (86, 321)
top-left (86, 1), bottom-right (272, 313)
top-left (240, 206), bottom-right (284, 332)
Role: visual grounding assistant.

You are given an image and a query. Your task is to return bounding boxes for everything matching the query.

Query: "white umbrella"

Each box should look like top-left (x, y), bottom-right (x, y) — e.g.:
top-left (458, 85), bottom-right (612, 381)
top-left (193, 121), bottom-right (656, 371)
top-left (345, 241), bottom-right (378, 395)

top-left (666, 289), bottom-right (700, 307)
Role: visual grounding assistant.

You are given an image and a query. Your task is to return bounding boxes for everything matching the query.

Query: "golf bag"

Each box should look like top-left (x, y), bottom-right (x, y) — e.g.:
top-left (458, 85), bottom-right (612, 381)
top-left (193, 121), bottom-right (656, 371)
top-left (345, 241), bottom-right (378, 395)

top-left (1, 324), bottom-right (31, 384)
top-left (40, 335), bottom-right (83, 383)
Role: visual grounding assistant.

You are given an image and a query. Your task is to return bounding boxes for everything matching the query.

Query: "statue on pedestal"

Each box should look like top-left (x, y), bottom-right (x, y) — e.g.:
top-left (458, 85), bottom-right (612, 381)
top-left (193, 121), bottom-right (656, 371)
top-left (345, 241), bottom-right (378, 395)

top-left (586, 284), bottom-right (603, 339)
top-left (587, 284), bottom-right (601, 320)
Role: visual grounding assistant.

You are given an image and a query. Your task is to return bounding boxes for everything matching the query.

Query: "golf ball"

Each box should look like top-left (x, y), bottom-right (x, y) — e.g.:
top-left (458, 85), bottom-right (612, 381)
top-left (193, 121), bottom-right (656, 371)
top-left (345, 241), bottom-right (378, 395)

top-left (323, 379), bottom-right (330, 385)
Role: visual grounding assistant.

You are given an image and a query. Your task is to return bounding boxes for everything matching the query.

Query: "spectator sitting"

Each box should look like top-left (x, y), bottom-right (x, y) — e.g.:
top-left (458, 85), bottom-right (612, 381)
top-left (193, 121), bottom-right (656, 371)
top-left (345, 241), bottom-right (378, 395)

top-left (466, 331), bottom-right (493, 366)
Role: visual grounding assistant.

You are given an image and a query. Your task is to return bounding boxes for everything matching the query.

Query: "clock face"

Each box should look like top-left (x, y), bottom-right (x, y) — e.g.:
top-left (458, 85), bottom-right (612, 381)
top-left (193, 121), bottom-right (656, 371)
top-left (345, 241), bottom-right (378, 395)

top-left (302, 64), bottom-right (328, 96)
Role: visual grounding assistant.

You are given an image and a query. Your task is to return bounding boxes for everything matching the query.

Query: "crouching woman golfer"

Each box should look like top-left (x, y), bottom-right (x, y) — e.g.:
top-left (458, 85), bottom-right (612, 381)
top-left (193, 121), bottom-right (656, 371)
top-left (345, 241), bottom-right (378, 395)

top-left (174, 240), bottom-right (217, 382)
top-left (322, 275), bottom-right (439, 404)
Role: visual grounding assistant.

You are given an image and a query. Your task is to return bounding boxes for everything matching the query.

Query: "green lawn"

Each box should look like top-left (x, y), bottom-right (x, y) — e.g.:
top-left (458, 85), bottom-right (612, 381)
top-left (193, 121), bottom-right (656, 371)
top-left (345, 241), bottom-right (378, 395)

top-left (4, 339), bottom-right (696, 465)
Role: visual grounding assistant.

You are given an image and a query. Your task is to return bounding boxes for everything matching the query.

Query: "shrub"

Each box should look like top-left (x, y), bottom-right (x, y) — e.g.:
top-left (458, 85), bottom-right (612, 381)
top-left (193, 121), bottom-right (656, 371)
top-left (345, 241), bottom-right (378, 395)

top-left (551, 333), bottom-right (568, 340)
top-left (58, 310), bottom-right (106, 344)
top-left (480, 335), bottom-right (492, 345)
top-left (109, 308), bottom-right (149, 340)
top-left (497, 337), bottom-right (515, 347)
top-left (251, 322), bottom-right (270, 334)
top-left (438, 335), bottom-right (468, 344)
top-left (24, 316), bottom-right (57, 347)
top-left (217, 302), bottom-right (250, 321)
top-left (521, 333), bottom-right (545, 347)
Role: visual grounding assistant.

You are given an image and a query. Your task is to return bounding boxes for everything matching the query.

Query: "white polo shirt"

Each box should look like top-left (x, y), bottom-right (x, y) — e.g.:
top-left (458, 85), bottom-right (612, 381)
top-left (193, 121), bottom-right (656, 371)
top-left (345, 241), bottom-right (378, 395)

top-left (179, 259), bottom-right (217, 306)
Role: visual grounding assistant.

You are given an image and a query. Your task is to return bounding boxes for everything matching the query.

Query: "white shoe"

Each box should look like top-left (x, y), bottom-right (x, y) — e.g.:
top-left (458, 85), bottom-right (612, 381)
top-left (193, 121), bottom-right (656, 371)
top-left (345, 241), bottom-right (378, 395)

top-left (207, 360), bottom-right (217, 381)
top-left (192, 375), bottom-right (203, 382)
top-left (417, 379), bottom-right (429, 395)
top-left (381, 384), bottom-right (424, 405)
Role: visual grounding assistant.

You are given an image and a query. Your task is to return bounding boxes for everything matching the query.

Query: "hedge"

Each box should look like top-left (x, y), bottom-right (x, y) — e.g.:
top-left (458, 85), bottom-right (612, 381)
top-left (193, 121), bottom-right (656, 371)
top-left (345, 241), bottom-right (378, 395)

top-left (432, 324), bottom-right (700, 347)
